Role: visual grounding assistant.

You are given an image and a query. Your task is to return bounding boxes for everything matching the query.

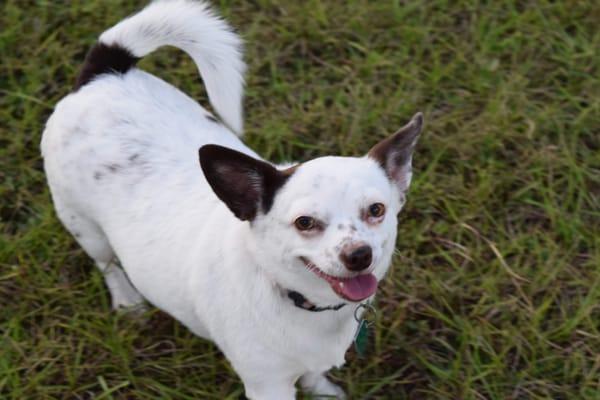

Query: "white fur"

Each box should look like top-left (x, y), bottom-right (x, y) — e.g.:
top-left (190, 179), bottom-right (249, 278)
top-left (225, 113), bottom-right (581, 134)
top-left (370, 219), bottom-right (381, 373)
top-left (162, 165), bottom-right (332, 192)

top-left (41, 1), bottom-right (417, 399)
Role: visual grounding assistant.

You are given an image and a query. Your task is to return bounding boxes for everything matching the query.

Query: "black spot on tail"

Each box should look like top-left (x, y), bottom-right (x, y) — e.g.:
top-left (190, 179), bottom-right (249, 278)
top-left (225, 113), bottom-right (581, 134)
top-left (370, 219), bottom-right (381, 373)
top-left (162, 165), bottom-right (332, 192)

top-left (74, 43), bottom-right (139, 91)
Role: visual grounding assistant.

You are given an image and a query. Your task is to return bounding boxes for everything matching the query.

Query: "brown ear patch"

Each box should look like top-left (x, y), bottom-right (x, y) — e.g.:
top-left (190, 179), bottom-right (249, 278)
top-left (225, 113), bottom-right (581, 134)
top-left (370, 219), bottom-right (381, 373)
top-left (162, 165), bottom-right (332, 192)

top-left (368, 112), bottom-right (423, 187)
top-left (199, 145), bottom-right (293, 221)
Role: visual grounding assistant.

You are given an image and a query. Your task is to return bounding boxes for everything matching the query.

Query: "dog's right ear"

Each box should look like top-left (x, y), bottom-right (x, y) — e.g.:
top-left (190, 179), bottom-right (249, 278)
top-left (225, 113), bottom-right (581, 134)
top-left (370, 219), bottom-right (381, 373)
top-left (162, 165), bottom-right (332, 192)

top-left (199, 145), bottom-right (291, 221)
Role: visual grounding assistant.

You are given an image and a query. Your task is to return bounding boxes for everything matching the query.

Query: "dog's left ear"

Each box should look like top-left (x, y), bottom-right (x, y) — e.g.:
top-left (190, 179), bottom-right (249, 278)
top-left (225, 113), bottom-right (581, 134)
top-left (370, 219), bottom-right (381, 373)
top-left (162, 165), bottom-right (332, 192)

top-left (368, 112), bottom-right (423, 194)
top-left (199, 145), bottom-right (291, 221)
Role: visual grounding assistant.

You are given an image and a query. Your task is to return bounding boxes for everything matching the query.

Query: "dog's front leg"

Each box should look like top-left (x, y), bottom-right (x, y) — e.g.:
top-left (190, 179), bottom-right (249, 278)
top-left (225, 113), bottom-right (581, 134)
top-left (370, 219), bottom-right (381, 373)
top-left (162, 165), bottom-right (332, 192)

top-left (221, 339), bottom-right (299, 399)
top-left (243, 377), bottom-right (297, 400)
top-left (300, 372), bottom-right (346, 399)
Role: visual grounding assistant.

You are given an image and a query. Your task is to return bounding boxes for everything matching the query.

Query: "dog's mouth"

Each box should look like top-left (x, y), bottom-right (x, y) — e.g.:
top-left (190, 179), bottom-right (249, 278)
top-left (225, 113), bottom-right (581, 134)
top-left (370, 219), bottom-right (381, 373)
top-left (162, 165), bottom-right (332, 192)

top-left (299, 257), bottom-right (378, 302)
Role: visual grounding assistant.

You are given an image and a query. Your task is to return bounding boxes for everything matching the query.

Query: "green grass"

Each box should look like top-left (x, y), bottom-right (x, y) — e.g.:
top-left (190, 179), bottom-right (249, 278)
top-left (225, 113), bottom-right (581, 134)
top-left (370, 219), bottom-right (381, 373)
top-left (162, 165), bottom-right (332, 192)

top-left (1, 0), bottom-right (599, 398)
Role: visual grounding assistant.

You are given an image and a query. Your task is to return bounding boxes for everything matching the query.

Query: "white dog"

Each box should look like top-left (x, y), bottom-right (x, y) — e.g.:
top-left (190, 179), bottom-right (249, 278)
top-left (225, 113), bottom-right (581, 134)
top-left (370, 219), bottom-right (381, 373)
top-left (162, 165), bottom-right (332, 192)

top-left (41, 1), bottom-right (423, 398)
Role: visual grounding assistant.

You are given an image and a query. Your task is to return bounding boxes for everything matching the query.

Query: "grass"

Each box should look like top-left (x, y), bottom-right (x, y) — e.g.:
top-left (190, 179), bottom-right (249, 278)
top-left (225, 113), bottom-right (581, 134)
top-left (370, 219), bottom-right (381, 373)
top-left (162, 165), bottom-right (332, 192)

top-left (1, 0), bottom-right (599, 398)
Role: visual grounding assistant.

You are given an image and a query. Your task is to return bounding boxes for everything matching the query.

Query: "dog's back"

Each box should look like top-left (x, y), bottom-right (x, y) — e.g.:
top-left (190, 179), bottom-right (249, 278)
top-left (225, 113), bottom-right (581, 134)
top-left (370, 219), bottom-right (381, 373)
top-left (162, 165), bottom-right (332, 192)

top-left (40, 0), bottom-right (252, 318)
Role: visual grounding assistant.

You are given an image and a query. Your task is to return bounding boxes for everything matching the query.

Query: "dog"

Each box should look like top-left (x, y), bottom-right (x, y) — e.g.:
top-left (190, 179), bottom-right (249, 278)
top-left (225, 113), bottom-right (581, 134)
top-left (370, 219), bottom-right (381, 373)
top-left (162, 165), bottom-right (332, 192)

top-left (41, 1), bottom-right (423, 398)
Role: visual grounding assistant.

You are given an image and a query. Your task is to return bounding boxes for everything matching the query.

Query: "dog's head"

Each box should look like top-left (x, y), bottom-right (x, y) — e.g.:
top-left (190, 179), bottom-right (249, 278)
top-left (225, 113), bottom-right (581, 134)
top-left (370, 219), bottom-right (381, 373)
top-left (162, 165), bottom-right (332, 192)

top-left (199, 113), bottom-right (422, 305)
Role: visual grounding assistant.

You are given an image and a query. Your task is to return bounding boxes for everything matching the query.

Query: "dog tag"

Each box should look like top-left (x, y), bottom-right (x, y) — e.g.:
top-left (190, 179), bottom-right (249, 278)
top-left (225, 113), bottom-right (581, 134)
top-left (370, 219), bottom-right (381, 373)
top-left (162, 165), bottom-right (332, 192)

top-left (353, 303), bottom-right (376, 358)
top-left (353, 319), bottom-right (369, 358)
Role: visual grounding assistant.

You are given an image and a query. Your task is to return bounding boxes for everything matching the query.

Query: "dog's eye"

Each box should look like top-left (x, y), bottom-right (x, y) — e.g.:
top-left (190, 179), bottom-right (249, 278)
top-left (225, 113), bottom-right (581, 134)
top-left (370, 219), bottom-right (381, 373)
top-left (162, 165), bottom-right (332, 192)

top-left (294, 216), bottom-right (316, 231)
top-left (368, 203), bottom-right (385, 218)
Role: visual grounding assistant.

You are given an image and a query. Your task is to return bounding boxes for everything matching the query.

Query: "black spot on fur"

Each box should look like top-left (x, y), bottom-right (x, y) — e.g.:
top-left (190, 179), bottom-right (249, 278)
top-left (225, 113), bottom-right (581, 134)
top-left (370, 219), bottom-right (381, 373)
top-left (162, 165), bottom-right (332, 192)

top-left (94, 171), bottom-right (103, 180)
top-left (105, 164), bottom-right (122, 173)
top-left (206, 114), bottom-right (219, 123)
top-left (74, 43), bottom-right (139, 91)
top-left (128, 154), bottom-right (140, 162)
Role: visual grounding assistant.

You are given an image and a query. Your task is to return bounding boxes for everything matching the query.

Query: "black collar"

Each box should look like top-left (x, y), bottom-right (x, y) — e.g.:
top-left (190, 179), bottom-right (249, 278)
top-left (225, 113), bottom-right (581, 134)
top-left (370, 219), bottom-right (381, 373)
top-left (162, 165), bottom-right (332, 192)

top-left (287, 290), bottom-right (346, 312)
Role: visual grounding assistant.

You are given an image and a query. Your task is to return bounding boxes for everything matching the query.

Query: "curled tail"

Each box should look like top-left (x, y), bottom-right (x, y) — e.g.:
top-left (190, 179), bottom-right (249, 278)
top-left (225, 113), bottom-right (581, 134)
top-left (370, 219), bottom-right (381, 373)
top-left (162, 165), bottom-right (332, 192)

top-left (74, 0), bottom-right (245, 135)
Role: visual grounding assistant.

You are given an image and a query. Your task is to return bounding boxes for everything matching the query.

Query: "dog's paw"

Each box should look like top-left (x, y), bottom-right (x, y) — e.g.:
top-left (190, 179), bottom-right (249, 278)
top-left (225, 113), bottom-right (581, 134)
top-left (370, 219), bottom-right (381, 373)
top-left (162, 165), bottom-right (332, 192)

top-left (300, 373), bottom-right (346, 399)
top-left (113, 296), bottom-right (147, 311)
top-left (108, 277), bottom-right (146, 312)
top-left (114, 301), bottom-right (148, 314)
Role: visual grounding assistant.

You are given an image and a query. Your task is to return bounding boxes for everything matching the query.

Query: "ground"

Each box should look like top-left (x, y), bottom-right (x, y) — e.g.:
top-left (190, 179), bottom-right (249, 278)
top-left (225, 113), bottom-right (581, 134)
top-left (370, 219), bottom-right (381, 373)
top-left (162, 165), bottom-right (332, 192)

top-left (1, 1), bottom-right (599, 399)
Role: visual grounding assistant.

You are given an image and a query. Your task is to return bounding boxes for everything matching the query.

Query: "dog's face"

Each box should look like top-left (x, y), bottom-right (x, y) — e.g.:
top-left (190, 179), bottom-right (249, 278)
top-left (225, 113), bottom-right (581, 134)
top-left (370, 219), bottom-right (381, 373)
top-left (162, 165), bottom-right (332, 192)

top-left (200, 113), bottom-right (422, 304)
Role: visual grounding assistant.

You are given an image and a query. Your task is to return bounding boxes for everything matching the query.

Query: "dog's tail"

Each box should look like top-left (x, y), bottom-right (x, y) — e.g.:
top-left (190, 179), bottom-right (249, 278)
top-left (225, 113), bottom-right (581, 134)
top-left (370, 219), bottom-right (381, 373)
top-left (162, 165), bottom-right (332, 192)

top-left (74, 0), bottom-right (245, 135)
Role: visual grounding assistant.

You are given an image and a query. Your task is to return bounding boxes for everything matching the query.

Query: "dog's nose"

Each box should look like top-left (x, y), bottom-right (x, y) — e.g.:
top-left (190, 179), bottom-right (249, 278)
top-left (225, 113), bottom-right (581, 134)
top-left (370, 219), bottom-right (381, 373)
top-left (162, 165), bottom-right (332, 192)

top-left (341, 245), bottom-right (372, 271)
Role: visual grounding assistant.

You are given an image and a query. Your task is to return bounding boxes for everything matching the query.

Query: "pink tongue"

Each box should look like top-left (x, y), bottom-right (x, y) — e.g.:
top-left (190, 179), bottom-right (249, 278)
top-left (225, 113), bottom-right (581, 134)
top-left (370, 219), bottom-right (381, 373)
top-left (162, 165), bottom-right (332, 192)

top-left (329, 273), bottom-right (378, 302)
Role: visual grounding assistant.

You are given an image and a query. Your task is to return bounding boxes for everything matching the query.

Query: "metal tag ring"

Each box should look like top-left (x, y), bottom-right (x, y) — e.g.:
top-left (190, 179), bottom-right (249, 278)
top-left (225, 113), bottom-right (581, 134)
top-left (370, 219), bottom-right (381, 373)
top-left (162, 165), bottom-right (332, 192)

top-left (354, 303), bottom-right (377, 326)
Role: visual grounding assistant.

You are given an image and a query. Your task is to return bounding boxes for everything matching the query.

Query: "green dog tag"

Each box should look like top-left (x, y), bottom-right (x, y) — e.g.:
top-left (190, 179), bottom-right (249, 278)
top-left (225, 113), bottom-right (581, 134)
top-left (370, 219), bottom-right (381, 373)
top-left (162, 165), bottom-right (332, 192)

top-left (354, 319), bottom-right (369, 357)
top-left (353, 302), bottom-right (376, 358)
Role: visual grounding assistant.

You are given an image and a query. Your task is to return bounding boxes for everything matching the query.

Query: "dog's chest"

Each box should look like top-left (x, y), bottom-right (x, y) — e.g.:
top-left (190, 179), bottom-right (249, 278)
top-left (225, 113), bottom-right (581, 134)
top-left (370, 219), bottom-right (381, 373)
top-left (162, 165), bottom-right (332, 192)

top-left (266, 307), bottom-right (357, 371)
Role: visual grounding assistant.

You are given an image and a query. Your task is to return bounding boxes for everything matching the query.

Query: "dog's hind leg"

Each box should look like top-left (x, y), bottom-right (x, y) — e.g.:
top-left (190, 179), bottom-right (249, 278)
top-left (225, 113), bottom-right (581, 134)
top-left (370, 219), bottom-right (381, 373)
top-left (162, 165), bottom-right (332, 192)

top-left (54, 199), bottom-right (145, 311)
top-left (96, 258), bottom-right (146, 312)
top-left (300, 372), bottom-right (346, 399)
